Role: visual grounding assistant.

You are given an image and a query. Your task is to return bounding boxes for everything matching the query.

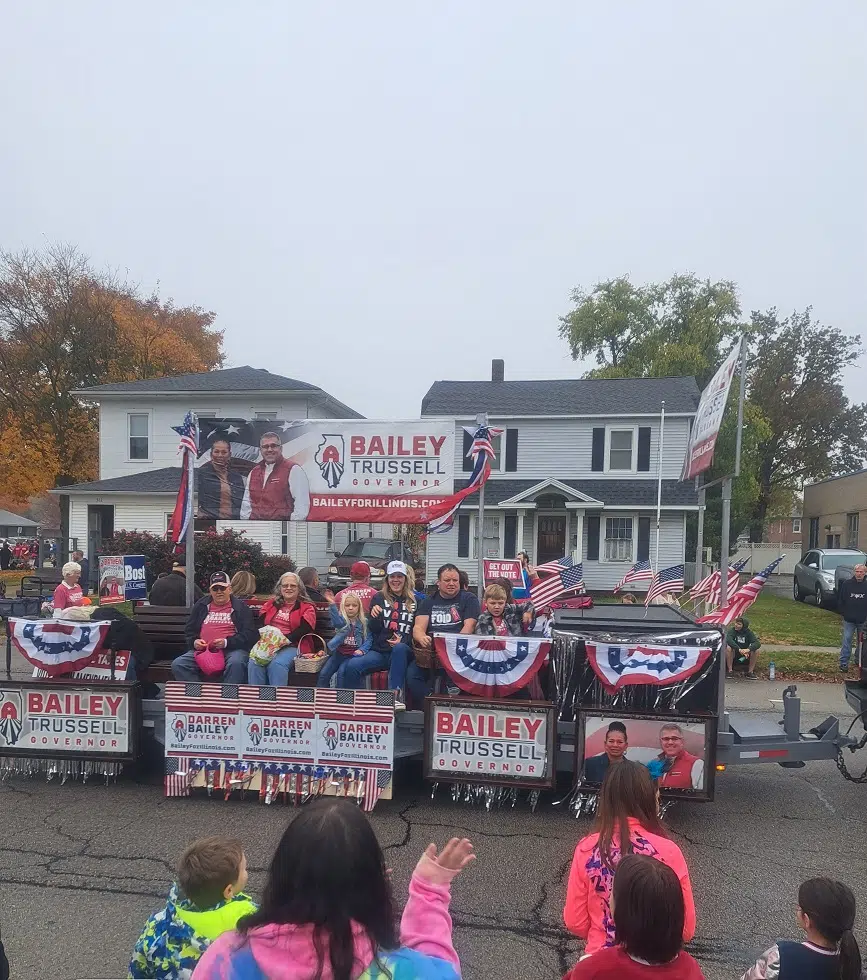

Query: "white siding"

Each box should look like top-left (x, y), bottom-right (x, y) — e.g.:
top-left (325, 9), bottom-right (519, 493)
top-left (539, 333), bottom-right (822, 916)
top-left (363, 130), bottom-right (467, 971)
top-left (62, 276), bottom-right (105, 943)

top-left (426, 507), bottom-right (686, 592)
top-left (446, 416), bottom-right (690, 482)
top-left (68, 497), bottom-right (89, 553)
top-left (98, 394), bottom-right (335, 479)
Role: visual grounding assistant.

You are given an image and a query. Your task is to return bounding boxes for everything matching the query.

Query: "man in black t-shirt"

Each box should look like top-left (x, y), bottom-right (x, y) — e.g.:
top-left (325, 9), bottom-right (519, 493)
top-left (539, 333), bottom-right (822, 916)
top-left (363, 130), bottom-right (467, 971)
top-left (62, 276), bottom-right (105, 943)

top-left (407, 563), bottom-right (480, 702)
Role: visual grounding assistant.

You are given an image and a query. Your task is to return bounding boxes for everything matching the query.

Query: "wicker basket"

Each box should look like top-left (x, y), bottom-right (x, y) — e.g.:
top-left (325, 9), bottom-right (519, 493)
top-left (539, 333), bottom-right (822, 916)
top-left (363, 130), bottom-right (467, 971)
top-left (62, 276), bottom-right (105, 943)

top-left (413, 641), bottom-right (438, 670)
top-left (294, 634), bottom-right (328, 673)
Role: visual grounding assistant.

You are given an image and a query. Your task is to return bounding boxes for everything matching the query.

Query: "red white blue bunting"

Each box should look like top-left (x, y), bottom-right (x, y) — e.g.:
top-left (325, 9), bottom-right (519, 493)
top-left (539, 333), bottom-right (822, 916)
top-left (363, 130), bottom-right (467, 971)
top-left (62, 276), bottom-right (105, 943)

top-left (433, 634), bottom-right (551, 697)
top-left (9, 618), bottom-right (110, 677)
top-left (585, 642), bottom-right (713, 693)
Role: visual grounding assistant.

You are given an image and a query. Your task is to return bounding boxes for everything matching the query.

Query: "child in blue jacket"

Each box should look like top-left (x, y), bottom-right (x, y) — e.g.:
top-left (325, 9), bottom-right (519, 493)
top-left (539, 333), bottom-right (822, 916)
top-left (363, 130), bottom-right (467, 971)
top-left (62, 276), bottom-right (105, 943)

top-left (317, 591), bottom-right (371, 687)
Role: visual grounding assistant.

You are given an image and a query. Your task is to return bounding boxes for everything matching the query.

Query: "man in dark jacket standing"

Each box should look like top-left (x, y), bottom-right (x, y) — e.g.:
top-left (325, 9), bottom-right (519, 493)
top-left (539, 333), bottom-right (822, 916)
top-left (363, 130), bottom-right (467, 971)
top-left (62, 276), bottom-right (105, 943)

top-left (71, 550), bottom-right (89, 595)
top-left (149, 562), bottom-right (204, 606)
top-left (0, 541), bottom-right (10, 571)
top-left (171, 571), bottom-right (258, 683)
top-left (839, 564), bottom-right (867, 673)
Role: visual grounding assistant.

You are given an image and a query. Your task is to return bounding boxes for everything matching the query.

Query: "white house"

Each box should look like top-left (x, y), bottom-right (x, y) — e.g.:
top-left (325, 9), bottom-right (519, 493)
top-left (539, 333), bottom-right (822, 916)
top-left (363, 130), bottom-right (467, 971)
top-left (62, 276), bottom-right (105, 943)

top-left (420, 361), bottom-right (700, 591)
top-left (56, 366), bottom-right (382, 575)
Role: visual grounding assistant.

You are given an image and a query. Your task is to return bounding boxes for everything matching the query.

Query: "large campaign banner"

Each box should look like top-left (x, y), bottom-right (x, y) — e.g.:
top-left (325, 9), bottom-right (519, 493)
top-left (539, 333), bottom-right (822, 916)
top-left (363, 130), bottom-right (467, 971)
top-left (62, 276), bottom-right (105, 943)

top-left (195, 418), bottom-right (454, 524)
top-left (164, 683), bottom-right (395, 809)
top-left (682, 340), bottom-right (742, 480)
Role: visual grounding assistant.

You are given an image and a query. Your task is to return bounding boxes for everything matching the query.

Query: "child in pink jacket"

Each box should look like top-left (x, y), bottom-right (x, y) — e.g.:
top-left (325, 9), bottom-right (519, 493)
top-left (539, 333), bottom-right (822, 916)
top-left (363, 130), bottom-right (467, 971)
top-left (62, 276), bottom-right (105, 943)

top-left (192, 798), bottom-right (474, 980)
top-left (564, 761), bottom-right (696, 956)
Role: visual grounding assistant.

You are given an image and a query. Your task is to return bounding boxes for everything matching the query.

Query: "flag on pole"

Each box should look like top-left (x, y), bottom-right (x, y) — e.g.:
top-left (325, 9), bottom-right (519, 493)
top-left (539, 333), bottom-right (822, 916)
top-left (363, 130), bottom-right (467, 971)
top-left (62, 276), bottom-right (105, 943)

top-left (690, 557), bottom-right (748, 601)
top-left (697, 556), bottom-right (786, 626)
top-left (169, 412), bottom-right (198, 547)
top-left (426, 423), bottom-right (503, 534)
top-left (534, 555), bottom-right (575, 575)
top-left (530, 562), bottom-right (584, 607)
top-left (613, 560), bottom-right (654, 593)
top-left (644, 564), bottom-right (685, 607)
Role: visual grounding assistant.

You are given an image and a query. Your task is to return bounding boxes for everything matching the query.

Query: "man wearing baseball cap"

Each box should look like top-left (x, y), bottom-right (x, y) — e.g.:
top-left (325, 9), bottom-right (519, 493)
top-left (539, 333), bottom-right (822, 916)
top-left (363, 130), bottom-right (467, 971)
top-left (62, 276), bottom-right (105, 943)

top-left (149, 561), bottom-right (204, 607)
top-left (171, 571), bottom-right (258, 683)
top-left (328, 560), bottom-right (377, 613)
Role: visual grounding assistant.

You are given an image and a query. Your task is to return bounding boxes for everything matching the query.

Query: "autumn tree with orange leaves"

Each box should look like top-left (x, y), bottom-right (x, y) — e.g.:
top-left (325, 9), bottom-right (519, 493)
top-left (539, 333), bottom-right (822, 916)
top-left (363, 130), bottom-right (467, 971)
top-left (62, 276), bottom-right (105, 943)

top-left (0, 243), bottom-right (223, 507)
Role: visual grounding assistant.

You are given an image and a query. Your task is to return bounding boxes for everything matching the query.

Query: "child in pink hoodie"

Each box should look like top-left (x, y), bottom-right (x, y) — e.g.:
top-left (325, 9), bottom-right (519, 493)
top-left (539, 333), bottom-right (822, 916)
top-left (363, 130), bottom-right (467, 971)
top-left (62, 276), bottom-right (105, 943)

top-left (564, 761), bottom-right (696, 957)
top-left (192, 797), bottom-right (475, 980)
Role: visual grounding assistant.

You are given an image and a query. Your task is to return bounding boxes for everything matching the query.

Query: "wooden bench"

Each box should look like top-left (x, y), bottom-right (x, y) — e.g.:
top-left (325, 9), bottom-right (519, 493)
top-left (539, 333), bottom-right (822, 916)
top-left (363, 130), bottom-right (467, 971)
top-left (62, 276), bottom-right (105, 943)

top-left (134, 605), bottom-right (192, 683)
top-left (17, 569), bottom-right (64, 598)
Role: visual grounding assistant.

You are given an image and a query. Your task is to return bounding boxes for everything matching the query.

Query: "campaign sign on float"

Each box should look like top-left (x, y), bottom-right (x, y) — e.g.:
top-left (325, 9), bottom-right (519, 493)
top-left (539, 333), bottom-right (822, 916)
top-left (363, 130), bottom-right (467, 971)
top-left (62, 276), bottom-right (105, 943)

top-left (424, 697), bottom-right (557, 789)
top-left (483, 559), bottom-right (523, 587)
top-left (0, 681), bottom-right (138, 761)
top-left (123, 555), bottom-right (148, 601)
top-left (166, 705), bottom-right (240, 757)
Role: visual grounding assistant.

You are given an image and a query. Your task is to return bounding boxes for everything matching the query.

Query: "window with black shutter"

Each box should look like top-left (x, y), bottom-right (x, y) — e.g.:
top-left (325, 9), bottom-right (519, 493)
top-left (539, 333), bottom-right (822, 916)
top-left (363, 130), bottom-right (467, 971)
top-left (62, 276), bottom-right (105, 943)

top-left (457, 514), bottom-right (470, 557)
top-left (504, 514), bottom-right (517, 557)
top-left (637, 427), bottom-right (651, 471)
top-left (462, 430), bottom-right (473, 472)
top-left (505, 428), bottom-right (518, 472)
top-left (637, 517), bottom-right (651, 561)
top-left (586, 515), bottom-right (601, 560)
top-left (591, 428), bottom-right (605, 472)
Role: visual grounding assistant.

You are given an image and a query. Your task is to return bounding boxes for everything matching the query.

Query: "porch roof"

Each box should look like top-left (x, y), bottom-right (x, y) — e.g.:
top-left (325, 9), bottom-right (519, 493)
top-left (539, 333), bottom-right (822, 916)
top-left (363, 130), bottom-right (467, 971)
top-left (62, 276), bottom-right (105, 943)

top-left (457, 478), bottom-right (698, 508)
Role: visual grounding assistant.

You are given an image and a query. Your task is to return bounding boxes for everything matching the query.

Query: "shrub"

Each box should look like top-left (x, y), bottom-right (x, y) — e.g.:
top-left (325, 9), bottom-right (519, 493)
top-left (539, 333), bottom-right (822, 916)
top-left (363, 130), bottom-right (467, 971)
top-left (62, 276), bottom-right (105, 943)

top-left (260, 555), bottom-right (298, 593)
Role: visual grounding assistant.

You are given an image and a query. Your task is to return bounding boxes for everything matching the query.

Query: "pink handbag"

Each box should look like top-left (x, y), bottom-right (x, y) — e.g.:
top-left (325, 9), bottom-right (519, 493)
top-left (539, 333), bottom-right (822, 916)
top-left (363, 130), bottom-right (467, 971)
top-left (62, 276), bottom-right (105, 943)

top-left (194, 648), bottom-right (226, 677)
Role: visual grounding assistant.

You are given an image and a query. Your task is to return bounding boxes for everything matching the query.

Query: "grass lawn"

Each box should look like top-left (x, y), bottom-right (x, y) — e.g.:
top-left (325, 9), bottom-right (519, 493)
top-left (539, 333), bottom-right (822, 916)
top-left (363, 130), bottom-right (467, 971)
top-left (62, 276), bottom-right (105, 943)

top-left (740, 592), bottom-right (841, 647)
top-left (751, 648), bottom-right (846, 681)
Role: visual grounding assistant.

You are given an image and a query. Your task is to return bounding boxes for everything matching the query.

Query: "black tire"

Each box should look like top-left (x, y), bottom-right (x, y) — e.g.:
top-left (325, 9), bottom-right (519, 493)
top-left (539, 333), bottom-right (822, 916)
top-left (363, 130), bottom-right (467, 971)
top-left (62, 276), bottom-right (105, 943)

top-left (815, 584), bottom-right (826, 608)
top-left (793, 577), bottom-right (804, 602)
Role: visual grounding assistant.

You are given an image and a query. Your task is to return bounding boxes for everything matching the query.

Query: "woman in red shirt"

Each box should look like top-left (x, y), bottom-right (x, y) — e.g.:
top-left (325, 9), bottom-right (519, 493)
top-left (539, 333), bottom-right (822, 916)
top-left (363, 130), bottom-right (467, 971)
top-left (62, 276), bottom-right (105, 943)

top-left (248, 572), bottom-right (316, 686)
top-left (52, 561), bottom-right (86, 613)
top-left (564, 855), bottom-right (704, 980)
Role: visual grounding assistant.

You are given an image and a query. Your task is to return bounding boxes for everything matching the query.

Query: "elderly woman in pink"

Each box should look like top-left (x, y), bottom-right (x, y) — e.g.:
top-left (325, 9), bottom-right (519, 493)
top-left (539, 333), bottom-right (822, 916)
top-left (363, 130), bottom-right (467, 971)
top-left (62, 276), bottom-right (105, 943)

top-left (52, 561), bottom-right (87, 611)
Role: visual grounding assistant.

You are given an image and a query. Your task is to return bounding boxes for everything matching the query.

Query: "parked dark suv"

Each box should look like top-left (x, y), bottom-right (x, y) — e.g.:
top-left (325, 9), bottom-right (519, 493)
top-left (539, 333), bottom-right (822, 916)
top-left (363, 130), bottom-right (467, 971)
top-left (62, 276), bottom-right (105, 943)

top-left (326, 538), bottom-right (422, 590)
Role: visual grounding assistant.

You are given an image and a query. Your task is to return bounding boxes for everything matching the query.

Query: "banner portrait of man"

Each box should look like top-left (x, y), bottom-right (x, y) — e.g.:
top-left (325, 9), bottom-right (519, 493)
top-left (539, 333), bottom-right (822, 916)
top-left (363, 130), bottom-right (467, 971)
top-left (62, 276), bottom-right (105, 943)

top-left (198, 437), bottom-right (246, 519)
top-left (240, 431), bottom-right (311, 521)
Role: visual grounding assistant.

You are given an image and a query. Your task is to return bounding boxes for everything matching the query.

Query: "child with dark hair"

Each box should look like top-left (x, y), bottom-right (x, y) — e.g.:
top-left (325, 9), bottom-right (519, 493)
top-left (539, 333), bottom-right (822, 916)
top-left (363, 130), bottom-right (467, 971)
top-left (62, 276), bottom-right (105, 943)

top-left (193, 797), bottom-right (475, 980)
top-left (741, 877), bottom-right (861, 980)
top-left (564, 761), bottom-right (695, 956)
top-left (129, 837), bottom-right (255, 978)
top-left (564, 854), bottom-right (704, 979)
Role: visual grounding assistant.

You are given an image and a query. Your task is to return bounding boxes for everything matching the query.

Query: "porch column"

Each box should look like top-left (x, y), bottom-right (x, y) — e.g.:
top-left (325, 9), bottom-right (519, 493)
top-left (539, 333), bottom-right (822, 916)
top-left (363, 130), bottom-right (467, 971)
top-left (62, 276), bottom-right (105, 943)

top-left (574, 510), bottom-right (584, 562)
top-left (517, 511), bottom-right (525, 555)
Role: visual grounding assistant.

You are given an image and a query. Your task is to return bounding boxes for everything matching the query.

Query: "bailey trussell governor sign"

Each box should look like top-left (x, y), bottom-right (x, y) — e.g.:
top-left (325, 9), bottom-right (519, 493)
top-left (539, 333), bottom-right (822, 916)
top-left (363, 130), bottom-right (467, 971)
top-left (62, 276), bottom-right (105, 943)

top-left (195, 419), bottom-right (455, 524)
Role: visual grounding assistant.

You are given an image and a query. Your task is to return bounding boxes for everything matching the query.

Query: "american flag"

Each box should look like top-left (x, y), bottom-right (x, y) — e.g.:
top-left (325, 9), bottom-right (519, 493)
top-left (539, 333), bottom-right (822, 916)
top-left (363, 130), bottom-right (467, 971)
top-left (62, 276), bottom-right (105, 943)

top-left (644, 564), bottom-right (685, 607)
top-left (315, 687), bottom-right (395, 724)
top-left (169, 411), bottom-right (199, 546)
top-left (697, 556), bottom-right (785, 626)
top-left (530, 562), bottom-right (585, 607)
top-left (534, 555), bottom-right (575, 575)
top-left (689, 557), bottom-right (748, 602)
top-left (362, 768), bottom-right (391, 812)
top-left (613, 560), bottom-right (654, 593)
top-left (237, 685), bottom-right (315, 715)
top-left (426, 423), bottom-right (503, 534)
top-left (165, 681), bottom-right (241, 712)
top-left (165, 756), bottom-right (191, 798)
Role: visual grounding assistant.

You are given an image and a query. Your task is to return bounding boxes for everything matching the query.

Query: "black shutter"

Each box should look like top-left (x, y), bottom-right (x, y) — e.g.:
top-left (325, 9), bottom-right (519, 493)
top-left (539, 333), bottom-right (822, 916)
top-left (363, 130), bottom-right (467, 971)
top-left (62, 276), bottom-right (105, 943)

top-left (637, 517), bottom-right (651, 561)
top-left (586, 515), bottom-right (600, 560)
top-left (462, 429), bottom-right (473, 472)
top-left (637, 427), bottom-right (651, 471)
top-left (457, 514), bottom-right (470, 557)
top-left (591, 427), bottom-right (605, 472)
top-left (504, 514), bottom-right (517, 558)
top-left (505, 428), bottom-right (518, 472)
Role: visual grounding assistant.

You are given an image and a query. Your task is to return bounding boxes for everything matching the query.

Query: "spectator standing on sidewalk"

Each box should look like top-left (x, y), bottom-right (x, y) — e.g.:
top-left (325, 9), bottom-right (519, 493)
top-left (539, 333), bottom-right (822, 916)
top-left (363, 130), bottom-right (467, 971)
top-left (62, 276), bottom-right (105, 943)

top-left (838, 564), bottom-right (867, 673)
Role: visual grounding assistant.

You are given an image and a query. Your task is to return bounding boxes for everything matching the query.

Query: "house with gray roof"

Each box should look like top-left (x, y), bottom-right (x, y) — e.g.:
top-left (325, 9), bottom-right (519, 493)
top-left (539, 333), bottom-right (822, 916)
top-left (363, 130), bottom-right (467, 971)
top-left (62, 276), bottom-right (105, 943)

top-left (421, 360), bottom-right (700, 591)
top-left (57, 366), bottom-right (369, 576)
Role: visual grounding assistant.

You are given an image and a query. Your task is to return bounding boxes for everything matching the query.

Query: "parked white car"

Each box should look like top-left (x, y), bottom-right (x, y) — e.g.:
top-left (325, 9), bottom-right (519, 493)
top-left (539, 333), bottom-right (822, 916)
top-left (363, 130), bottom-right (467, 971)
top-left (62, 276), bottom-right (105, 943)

top-left (793, 548), bottom-right (867, 607)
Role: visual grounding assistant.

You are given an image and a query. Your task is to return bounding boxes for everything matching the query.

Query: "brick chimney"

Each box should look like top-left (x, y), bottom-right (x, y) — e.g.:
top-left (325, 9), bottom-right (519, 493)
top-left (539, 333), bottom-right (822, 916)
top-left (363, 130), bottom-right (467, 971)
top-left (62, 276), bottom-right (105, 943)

top-left (491, 359), bottom-right (505, 382)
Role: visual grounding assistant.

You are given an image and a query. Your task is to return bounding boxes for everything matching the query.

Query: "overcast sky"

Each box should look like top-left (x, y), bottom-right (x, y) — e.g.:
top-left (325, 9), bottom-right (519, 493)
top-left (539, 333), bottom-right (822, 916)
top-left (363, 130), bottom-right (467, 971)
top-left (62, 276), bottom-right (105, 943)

top-left (2, 2), bottom-right (864, 419)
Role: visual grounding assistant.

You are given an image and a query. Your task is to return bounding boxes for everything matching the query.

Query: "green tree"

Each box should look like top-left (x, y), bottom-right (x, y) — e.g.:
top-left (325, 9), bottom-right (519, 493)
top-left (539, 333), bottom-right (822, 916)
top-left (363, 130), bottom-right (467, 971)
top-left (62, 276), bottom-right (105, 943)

top-left (745, 308), bottom-right (867, 539)
top-left (559, 273), bottom-right (743, 388)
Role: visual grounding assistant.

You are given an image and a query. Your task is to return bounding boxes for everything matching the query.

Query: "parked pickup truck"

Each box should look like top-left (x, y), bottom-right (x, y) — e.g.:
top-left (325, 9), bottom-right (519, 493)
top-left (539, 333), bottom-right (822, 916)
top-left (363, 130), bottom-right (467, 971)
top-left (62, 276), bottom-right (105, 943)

top-left (793, 548), bottom-right (867, 606)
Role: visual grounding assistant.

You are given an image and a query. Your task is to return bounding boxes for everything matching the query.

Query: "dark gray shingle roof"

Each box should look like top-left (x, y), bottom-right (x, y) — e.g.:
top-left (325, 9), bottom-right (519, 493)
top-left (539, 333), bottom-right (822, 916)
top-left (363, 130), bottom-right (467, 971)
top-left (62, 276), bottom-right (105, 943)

top-left (422, 376), bottom-right (700, 417)
top-left (54, 468), bottom-right (183, 494)
top-left (457, 479), bottom-right (697, 507)
top-left (0, 509), bottom-right (38, 527)
top-left (74, 366), bottom-right (364, 418)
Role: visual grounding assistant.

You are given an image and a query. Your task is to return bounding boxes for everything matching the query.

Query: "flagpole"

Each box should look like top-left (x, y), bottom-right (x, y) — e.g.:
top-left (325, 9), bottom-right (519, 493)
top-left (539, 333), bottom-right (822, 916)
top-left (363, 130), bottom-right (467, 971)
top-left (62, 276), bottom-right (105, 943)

top-left (476, 412), bottom-right (487, 599)
top-left (185, 414), bottom-right (197, 608)
top-left (654, 400), bottom-right (665, 569)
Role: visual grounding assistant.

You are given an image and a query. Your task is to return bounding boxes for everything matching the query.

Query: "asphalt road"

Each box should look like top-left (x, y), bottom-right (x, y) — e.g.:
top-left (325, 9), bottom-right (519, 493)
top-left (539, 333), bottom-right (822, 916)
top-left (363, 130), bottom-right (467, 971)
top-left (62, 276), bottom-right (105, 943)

top-left (2, 676), bottom-right (866, 980)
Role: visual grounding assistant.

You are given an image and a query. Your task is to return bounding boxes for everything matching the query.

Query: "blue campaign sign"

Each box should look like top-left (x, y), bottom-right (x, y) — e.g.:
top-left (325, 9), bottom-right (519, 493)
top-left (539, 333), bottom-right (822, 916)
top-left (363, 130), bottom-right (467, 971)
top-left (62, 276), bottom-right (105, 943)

top-left (123, 555), bottom-right (148, 601)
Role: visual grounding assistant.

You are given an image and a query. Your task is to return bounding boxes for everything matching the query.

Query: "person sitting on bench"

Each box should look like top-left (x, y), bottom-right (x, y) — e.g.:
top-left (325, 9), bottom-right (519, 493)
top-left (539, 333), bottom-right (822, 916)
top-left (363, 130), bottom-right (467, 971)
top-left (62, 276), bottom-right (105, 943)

top-left (171, 572), bottom-right (257, 684)
top-left (725, 616), bottom-right (761, 678)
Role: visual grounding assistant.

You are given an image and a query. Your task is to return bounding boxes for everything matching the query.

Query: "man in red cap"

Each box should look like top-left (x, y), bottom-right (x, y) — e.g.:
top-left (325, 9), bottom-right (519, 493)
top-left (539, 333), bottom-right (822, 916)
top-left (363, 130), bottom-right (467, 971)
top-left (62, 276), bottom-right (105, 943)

top-left (327, 560), bottom-right (377, 613)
